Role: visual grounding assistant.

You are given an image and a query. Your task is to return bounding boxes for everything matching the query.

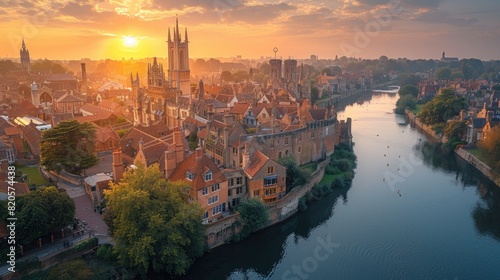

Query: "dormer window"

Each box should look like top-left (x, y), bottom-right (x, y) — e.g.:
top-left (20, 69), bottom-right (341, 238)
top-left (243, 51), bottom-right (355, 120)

top-left (204, 170), bottom-right (213, 181)
top-left (186, 171), bottom-right (194, 181)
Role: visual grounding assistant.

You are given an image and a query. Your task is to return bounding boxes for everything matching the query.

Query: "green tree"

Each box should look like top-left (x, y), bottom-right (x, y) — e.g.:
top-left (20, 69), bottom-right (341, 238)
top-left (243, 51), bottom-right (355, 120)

top-left (399, 84), bottom-right (419, 98)
top-left (40, 120), bottom-right (99, 174)
top-left (395, 94), bottom-right (417, 114)
top-left (31, 59), bottom-right (67, 74)
top-left (478, 126), bottom-right (500, 174)
top-left (1, 187), bottom-right (75, 244)
top-left (311, 86), bottom-right (320, 104)
top-left (278, 156), bottom-right (311, 192)
top-left (221, 71), bottom-right (232, 82)
top-left (444, 121), bottom-right (467, 140)
top-left (104, 164), bottom-right (205, 276)
top-left (419, 88), bottom-right (468, 126)
top-left (0, 60), bottom-right (19, 74)
top-left (237, 198), bottom-right (269, 237)
top-left (232, 70), bottom-right (249, 82)
top-left (435, 67), bottom-right (452, 81)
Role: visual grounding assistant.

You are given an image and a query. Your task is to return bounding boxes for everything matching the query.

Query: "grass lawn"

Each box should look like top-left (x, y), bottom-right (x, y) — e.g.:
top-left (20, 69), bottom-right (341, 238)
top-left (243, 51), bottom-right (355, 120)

top-left (18, 166), bottom-right (48, 186)
top-left (319, 173), bottom-right (344, 186)
top-left (410, 104), bottom-right (423, 115)
top-left (300, 162), bottom-right (318, 174)
top-left (467, 148), bottom-right (490, 164)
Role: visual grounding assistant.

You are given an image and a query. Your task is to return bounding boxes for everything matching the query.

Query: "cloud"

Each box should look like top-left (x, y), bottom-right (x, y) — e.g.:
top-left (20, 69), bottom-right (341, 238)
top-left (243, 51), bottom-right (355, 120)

top-left (220, 2), bottom-right (297, 24)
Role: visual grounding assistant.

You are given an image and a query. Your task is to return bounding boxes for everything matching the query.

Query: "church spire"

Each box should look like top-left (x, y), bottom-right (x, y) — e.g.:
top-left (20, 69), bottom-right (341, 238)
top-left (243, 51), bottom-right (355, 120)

top-left (167, 27), bottom-right (171, 42)
top-left (21, 37), bottom-right (26, 50)
top-left (185, 27), bottom-right (188, 43)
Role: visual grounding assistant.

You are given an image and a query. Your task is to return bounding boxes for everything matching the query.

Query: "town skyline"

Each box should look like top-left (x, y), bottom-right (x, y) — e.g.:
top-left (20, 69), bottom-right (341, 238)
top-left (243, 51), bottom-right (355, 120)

top-left (1, 0), bottom-right (500, 61)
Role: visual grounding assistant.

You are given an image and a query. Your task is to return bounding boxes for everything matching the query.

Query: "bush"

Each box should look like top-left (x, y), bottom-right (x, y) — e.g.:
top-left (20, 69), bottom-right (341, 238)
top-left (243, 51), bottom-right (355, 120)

top-left (96, 244), bottom-right (115, 263)
top-left (332, 177), bottom-right (344, 189)
top-left (237, 198), bottom-right (269, 237)
top-left (331, 159), bottom-right (352, 172)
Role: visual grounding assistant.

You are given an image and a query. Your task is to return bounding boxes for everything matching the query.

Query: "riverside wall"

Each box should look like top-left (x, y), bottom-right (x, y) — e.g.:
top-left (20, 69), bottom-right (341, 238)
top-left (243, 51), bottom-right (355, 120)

top-left (455, 147), bottom-right (500, 187)
top-left (205, 157), bottom-right (330, 249)
top-left (405, 109), bottom-right (446, 143)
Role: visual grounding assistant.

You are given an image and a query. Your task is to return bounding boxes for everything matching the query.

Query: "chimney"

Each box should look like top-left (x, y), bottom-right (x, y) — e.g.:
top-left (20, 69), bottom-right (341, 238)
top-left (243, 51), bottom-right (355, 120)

top-left (81, 63), bottom-right (87, 85)
top-left (173, 127), bottom-right (184, 163)
top-left (112, 148), bottom-right (124, 182)
top-left (164, 150), bottom-right (176, 179)
top-left (223, 114), bottom-right (234, 126)
top-left (242, 143), bottom-right (250, 169)
top-left (195, 147), bottom-right (203, 160)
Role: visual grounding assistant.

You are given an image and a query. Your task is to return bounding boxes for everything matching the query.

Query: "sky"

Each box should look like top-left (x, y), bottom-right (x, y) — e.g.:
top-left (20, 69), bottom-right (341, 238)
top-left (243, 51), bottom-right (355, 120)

top-left (1, 0), bottom-right (499, 61)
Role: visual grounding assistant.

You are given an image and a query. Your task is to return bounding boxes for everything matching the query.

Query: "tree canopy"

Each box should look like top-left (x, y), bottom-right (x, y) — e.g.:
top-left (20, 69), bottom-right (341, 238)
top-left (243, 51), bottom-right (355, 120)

top-left (478, 126), bottom-right (500, 174)
top-left (237, 198), bottom-right (269, 237)
top-left (418, 88), bottom-right (468, 126)
top-left (104, 164), bottom-right (205, 276)
top-left (0, 187), bottom-right (75, 244)
top-left (395, 94), bottom-right (417, 114)
top-left (399, 84), bottom-right (419, 98)
top-left (278, 156), bottom-right (311, 192)
top-left (31, 59), bottom-right (67, 74)
top-left (40, 120), bottom-right (99, 174)
top-left (435, 67), bottom-right (452, 81)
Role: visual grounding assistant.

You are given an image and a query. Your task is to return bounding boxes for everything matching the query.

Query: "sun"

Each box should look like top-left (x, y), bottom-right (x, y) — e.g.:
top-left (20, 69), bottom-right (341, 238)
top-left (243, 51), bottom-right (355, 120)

top-left (122, 36), bottom-right (139, 48)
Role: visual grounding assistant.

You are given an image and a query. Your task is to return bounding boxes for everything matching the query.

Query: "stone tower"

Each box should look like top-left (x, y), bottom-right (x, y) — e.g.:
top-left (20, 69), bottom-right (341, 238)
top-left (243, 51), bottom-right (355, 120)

top-left (269, 59), bottom-right (282, 80)
top-left (131, 72), bottom-right (143, 126)
top-left (20, 38), bottom-right (31, 73)
top-left (167, 18), bottom-right (191, 96)
top-left (147, 57), bottom-right (165, 95)
top-left (30, 81), bottom-right (39, 107)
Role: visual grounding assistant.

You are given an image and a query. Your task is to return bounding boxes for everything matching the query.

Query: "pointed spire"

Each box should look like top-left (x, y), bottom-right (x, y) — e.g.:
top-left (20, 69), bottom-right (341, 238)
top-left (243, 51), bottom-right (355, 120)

top-left (22, 37), bottom-right (26, 49)
top-left (167, 27), bottom-right (171, 42)
top-left (130, 72), bottom-right (133, 84)
top-left (175, 15), bottom-right (180, 42)
top-left (185, 27), bottom-right (188, 43)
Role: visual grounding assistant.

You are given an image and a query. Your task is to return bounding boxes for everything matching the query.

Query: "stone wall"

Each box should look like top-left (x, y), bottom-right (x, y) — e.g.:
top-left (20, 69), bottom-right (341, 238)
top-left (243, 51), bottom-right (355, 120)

top-left (455, 147), bottom-right (500, 187)
top-left (406, 109), bottom-right (446, 143)
top-left (205, 157), bottom-right (330, 249)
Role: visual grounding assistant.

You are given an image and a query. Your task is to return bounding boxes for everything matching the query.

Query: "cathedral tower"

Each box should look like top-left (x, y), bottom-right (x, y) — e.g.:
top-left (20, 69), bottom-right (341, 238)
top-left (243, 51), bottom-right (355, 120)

top-left (131, 72), bottom-right (143, 126)
top-left (167, 18), bottom-right (191, 96)
top-left (20, 38), bottom-right (31, 73)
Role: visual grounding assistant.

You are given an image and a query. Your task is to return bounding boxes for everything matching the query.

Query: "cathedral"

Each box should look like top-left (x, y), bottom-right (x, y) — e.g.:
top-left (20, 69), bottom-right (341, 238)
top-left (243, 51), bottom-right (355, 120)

top-left (132, 18), bottom-right (192, 128)
top-left (20, 38), bottom-right (31, 73)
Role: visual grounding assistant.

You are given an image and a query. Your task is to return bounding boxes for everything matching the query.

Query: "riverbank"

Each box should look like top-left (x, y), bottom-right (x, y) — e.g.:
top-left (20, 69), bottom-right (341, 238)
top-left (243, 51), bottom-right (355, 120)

top-left (455, 147), bottom-right (500, 187)
top-left (405, 109), bottom-right (499, 188)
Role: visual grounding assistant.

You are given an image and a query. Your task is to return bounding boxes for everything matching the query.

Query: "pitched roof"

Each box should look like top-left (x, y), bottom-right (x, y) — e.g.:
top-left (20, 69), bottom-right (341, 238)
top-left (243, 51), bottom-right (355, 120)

top-left (98, 100), bottom-right (121, 111)
top-left (80, 103), bottom-right (109, 115)
top-left (45, 73), bottom-right (77, 82)
top-left (471, 118), bottom-right (486, 129)
top-left (95, 125), bottom-right (120, 144)
top-left (308, 108), bottom-right (326, 121)
top-left (229, 102), bottom-right (250, 114)
top-left (56, 93), bottom-right (84, 103)
top-left (75, 112), bottom-right (115, 124)
top-left (169, 150), bottom-right (227, 190)
top-left (20, 122), bottom-right (41, 156)
top-left (243, 148), bottom-right (269, 178)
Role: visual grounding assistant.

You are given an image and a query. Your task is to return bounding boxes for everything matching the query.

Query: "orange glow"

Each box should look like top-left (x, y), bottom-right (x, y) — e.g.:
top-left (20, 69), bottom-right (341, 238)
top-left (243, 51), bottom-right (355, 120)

top-left (122, 36), bottom-right (139, 48)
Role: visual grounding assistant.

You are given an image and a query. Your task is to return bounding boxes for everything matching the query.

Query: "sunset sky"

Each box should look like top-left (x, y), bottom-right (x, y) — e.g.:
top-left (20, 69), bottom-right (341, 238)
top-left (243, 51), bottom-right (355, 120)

top-left (1, 0), bottom-right (499, 61)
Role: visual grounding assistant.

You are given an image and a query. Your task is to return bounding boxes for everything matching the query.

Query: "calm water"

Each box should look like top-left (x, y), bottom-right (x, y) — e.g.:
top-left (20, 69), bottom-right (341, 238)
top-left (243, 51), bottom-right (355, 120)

top-left (178, 93), bottom-right (500, 280)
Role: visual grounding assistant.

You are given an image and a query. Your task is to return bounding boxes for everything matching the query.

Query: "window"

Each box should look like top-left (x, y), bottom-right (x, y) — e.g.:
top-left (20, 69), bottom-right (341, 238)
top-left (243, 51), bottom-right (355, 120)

top-left (228, 189), bottom-right (232, 197)
top-left (228, 178), bottom-right (234, 187)
top-left (208, 195), bottom-right (219, 205)
top-left (285, 137), bottom-right (289, 145)
top-left (236, 177), bottom-right (243, 185)
top-left (186, 172), bottom-right (194, 181)
top-left (212, 203), bottom-right (225, 215)
top-left (299, 133), bottom-right (302, 141)
top-left (202, 187), bottom-right (208, 196)
top-left (253, 190), bottom-right (260, 197)
top-left (298, 146), bottom-right (302, 153)
top-left (204, 170), bottom-right (213, 181)
top-left (264, 176), bottom-right (278, 186)
top-left (265, 188), bottom-right (277, 196)
top-left (267, 166), bottom-right (274, 174)
top-left (212, 183), bottom-right (220, 192)
top-left (204, 211), bottom-right (209, 219)
top-left (311, 131), bottom-right (315, 138)
top-left (270, 140), bottom-right (274, 148)
top-left (236, 186), bottom-right (243, 195)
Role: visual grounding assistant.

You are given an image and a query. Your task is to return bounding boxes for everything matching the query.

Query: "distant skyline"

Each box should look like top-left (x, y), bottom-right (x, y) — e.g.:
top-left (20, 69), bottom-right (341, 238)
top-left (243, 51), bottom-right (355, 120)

top-left (1, 0), bottom-right (499, 61)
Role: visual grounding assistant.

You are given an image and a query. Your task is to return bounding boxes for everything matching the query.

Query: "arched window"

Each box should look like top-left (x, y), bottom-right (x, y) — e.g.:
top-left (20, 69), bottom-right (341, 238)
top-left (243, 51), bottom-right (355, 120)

top-left (278, 152), bottom-right (282, 159)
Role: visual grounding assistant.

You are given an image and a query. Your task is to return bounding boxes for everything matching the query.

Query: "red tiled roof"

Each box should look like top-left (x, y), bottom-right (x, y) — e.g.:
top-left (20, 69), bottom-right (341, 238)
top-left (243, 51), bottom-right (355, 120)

top-left (244, 149), bottom-right (269, 178)
top-left (75, 112), bottom-right (115, 124)
top-left (169, 150), bottom-right (226, 190)
top-left (4, 126), bottom-right (19, 136)
top-left (229, 102), bottom-right (250, 114)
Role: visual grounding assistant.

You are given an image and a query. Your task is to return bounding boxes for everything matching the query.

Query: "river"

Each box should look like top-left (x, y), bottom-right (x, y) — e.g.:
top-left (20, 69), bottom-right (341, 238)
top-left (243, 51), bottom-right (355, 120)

top-left (178, 92), bottom-right (500, 280)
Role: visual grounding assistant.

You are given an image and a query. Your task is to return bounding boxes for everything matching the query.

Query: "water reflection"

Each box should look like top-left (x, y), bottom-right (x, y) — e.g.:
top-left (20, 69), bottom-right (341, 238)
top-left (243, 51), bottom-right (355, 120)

top-left (413, 140), bottom-right (500, 242)
top-left (176, 184), bottom-right (352, 280)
